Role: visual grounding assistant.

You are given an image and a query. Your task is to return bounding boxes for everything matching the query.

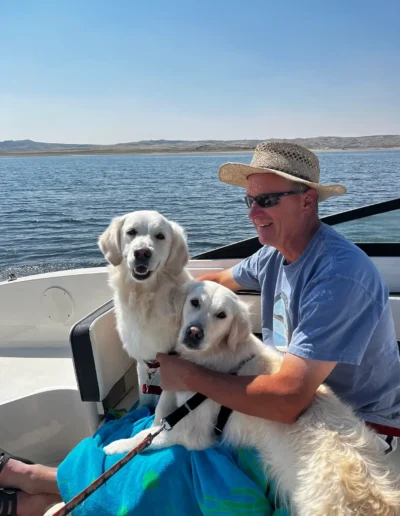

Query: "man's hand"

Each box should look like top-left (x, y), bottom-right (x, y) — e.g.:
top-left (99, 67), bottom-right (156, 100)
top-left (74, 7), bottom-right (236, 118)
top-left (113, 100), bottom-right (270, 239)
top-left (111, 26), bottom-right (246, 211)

top-left (156, 353), bottom-right (199, 391)
top-left (157, 351), bottom-right (337, 424)
top-left (195, 268), bottom-right (243, 291)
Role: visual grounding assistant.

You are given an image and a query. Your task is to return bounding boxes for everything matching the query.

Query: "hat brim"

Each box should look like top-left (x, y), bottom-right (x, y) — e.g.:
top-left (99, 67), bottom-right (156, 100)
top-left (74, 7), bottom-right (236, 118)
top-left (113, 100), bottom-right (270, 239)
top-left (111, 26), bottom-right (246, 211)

top-left (218, 163), bottom-right (347, 202)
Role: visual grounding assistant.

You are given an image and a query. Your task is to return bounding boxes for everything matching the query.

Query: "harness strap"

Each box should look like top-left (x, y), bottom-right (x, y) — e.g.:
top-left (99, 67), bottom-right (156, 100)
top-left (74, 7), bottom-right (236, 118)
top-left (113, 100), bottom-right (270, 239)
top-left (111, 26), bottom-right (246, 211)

top-left (162, 354), bottom-right (255, 434)
top-left (162, 393), bottom-right (208, 430)
top-left (383, 435), bottom-right (395, 455)
top-left (144, 360), bottom-right (160, 369)
top-left (142, 353), bottom-right (178, 396)
top-left (214, 406), bottom-right (233, 437)
top-left (366, 422), bottom-right (400, 438)
top-left (142, 384), bottom-right (163, 395)
top-left (142, 359), bottom-right (162, 395)
top-left (213, 355), bottom-right (255, 437)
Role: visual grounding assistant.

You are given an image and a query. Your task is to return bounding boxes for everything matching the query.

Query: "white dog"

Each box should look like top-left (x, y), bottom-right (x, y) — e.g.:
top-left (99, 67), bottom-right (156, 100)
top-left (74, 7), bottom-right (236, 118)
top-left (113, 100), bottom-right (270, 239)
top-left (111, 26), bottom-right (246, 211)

top-left (105, 281), bottom-right (400, 516)
top-left (98, 210), bottom-right (192, 406)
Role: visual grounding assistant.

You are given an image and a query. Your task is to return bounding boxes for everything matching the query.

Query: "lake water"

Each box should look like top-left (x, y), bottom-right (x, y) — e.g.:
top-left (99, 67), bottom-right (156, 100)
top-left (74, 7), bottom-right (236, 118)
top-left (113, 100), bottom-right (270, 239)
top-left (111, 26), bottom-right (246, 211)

top-left (0, 150), bottom-right (399, 281)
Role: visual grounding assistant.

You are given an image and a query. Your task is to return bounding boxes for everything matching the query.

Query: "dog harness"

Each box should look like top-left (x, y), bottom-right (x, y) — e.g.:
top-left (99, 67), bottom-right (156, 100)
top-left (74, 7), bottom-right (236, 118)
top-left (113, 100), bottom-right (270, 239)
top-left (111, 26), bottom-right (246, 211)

top-left (142, 360), bottom-right (163, 396)
top-left (161, 354), bottom-right (256, 438)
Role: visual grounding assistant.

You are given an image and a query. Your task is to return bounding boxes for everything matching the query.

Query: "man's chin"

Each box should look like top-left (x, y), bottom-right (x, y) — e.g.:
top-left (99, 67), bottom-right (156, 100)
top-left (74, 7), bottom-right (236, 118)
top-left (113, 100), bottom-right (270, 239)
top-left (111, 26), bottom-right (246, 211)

top-left (257, 235), bottom-right (273, 246)
top-left (256, 227), bottom-right (275, 246)
top-left (258, 237), bottom-right (274, 246)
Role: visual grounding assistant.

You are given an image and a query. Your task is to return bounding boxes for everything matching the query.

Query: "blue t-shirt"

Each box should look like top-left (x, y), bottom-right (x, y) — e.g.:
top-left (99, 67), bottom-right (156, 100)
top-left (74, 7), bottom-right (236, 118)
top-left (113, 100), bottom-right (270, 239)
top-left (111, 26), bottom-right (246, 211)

top-left (232, 223), bottom-right (400, 428)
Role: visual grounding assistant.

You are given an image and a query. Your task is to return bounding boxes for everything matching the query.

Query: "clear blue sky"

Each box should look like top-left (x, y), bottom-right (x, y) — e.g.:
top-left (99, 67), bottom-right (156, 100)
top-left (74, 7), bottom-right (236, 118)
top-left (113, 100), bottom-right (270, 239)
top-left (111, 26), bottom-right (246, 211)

top-left (1, 0), bottom-right (399, 143)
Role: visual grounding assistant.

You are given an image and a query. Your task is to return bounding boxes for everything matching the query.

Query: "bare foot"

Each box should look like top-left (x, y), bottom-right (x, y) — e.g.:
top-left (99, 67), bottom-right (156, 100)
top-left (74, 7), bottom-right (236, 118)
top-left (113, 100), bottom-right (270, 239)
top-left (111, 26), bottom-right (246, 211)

top-left (0, 459), bottom-right (59, 495)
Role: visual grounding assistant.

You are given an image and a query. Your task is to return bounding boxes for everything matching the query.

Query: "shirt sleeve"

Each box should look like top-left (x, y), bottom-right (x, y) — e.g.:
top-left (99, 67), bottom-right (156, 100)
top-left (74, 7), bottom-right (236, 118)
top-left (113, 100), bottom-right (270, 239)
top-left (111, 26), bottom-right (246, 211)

top-left (288, 275), bottom-right (385, 365)
top-left (231, 248), bottom-right (263, 291)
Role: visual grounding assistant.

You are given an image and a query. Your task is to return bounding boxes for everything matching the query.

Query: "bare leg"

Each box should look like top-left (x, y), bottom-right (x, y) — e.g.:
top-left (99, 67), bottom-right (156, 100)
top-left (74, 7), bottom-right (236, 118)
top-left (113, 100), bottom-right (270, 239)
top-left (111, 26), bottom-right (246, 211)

top-left (0, 459), bottom-right (59, 495)
top-left (16, 492), bottom-right (62, 516)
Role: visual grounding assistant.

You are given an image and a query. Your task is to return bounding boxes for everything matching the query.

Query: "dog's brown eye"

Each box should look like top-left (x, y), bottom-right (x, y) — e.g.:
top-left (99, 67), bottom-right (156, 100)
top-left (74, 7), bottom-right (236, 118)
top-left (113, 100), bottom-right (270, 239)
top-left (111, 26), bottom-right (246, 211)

top-left (190, 299), bottom-right (199, 308)
top-left (155, 233), bottom-right (165, 240)
top-left (127, 228), bottom-right (137, 236)
top-left (216, 311), bottom-right (226, 319)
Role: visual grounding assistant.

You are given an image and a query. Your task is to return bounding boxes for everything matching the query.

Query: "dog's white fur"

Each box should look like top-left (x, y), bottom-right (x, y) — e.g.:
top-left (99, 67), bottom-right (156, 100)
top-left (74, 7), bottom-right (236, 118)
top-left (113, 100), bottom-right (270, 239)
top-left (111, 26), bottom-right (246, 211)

top-left (44, 212), bottom-right (192, 516)
top-left (98, 210), bottom-right (192, 406)
top-left (105, 281), bottom-right (400, 516)
top-left (44, 502), bottom-right (65, 516)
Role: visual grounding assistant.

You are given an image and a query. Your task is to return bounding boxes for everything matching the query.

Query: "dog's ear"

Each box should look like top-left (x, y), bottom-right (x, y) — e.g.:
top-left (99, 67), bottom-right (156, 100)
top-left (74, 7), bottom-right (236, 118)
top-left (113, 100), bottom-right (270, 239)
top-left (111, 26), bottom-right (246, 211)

top-left (169, 281), bottom-right (197, 323)
top-left (165, 220), bottom-right (190, 277)
top-left (227, 300), bottom-right (251, 348)
top-left (98, 216), bottom-right (125, 266)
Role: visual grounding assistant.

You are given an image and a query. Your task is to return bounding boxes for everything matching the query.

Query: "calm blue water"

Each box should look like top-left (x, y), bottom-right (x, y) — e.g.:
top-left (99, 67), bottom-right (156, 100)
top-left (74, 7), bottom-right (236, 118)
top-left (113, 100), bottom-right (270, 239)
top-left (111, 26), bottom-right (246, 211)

top-left (0, 150), bottom-right (399, 281)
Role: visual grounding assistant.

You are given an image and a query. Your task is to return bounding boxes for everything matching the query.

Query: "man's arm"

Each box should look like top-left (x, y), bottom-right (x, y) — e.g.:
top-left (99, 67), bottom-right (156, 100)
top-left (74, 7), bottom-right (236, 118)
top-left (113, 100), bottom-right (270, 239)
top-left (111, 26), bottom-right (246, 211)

top-left (196, 268), bottom-right (244, 292)
top-left (157, 352), bottom-right (337, 424)
top-left (198, 246), bottom-right (264, 292)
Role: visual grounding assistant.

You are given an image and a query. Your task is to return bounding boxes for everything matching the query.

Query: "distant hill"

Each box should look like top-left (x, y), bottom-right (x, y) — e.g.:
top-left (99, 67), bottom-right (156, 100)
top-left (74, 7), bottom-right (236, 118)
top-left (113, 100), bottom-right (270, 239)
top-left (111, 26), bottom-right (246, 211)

top-left (1, 135), bottom-right (399, 156)
top-left (0, 139), bottom-right (94, 152)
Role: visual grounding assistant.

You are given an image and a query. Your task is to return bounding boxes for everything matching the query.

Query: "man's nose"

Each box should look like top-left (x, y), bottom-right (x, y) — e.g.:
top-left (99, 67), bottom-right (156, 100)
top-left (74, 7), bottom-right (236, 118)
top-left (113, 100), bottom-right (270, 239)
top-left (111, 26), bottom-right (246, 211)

top-left (248, 200), bottom-right (263, 220)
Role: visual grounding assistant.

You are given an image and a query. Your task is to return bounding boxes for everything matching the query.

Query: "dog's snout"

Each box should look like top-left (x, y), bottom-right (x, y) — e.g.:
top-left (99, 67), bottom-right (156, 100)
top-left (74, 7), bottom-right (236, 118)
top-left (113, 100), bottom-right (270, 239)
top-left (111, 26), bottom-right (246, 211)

top-left (186, 326), bottom-right (204, 341)
top-left (134, 248), bottom-right (152, 261)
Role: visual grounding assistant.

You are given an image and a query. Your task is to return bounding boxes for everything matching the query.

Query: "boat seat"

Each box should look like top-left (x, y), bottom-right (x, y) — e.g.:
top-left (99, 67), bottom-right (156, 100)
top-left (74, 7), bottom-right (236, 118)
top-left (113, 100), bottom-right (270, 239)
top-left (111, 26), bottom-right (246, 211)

top-left (69, 294), bottom-right (400, 411)
top-left (70, 301), bottom-right (137, 409)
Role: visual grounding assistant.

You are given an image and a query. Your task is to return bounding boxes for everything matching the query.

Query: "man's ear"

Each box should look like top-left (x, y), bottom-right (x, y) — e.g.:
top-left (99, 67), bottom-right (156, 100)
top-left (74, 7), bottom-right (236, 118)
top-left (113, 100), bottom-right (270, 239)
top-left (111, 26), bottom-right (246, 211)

top-left (98, 216), bottom-right (125, 266)
top-left (227, 300), bottom-right (251, 348)
top-left (303, 188), bottom-right (318, 212)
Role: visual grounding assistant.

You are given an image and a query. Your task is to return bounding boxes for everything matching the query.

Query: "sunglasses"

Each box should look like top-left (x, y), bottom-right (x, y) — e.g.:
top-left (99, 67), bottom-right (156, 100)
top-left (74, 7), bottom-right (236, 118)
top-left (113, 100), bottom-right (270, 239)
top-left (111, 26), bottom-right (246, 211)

top-left (244, 189), bottom-right (309, 209)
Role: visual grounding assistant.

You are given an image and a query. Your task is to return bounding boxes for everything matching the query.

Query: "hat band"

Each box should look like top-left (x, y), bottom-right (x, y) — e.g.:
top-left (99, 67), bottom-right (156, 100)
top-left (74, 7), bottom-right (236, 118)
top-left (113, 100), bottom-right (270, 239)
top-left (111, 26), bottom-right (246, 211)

top-left (251, 165), bottom-right (313, 183)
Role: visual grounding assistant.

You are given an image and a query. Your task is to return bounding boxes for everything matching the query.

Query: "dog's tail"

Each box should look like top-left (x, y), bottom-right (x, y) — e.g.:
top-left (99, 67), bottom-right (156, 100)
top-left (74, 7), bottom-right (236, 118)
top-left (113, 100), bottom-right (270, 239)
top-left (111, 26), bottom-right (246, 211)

top-left (294, 398), bottom-right (400, 516)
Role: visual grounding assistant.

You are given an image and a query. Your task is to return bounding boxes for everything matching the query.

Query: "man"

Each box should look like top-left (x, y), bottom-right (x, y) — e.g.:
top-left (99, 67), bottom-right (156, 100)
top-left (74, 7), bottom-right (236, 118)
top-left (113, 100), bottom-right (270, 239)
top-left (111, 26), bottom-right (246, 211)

top-left (158, 141), bottom-right (400, 453)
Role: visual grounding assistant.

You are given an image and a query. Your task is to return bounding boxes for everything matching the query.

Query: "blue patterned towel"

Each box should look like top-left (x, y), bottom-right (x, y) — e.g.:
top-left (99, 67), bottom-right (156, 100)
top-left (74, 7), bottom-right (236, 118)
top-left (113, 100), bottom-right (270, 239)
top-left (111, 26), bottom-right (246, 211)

top-left (57, 406), bottom-right (290, 515)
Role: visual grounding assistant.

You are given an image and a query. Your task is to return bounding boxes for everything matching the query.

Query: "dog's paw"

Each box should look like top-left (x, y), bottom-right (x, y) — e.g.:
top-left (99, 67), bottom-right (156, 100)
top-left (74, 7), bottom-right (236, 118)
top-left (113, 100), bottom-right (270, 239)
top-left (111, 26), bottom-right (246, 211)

top-left (103, 437), bottom-right (141, 455)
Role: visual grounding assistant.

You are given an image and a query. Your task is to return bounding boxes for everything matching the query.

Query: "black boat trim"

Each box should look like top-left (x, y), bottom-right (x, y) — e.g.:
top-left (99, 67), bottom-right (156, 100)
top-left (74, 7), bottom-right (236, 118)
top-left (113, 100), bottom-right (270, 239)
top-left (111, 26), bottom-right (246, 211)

top-left (193, 198), bottom-right (400, 259)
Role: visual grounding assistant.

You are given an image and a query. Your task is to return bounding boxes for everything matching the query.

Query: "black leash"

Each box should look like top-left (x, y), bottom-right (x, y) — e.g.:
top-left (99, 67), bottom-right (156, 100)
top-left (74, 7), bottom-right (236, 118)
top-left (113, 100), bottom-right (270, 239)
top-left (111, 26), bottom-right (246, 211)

top-left (52, 425), bottom-right (165, 516)
top-left (52, 354), bottom-right (256, 515)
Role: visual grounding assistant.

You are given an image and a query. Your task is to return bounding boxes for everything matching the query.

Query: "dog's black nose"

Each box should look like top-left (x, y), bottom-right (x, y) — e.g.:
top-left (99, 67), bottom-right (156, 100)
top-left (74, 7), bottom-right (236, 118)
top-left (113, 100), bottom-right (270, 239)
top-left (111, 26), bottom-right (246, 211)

top-left (134, 248), bottom-right (152, 260)
top-left (186, 326), bottom-right (204, 341)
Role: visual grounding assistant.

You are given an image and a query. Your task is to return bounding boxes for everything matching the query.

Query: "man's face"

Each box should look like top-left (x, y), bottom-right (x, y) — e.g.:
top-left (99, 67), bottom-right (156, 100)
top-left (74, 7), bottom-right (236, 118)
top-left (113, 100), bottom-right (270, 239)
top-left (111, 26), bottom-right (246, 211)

top-left (246, 173), bottom-right (307, 247)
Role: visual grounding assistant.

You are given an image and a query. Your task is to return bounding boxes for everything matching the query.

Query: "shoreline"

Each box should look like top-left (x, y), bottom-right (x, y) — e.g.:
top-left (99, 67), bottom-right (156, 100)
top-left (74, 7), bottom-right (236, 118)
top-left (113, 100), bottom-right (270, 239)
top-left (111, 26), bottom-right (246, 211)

top-left (0, 147), bottom-right (400, 158)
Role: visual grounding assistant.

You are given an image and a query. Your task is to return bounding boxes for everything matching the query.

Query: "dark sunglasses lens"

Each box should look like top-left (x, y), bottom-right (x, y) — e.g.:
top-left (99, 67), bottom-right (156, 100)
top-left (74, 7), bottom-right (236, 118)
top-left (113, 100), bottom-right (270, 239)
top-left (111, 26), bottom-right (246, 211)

top-left (257, 195), bottom-right (279, 208)
top-left (244, 194), bottom-right (280, 209)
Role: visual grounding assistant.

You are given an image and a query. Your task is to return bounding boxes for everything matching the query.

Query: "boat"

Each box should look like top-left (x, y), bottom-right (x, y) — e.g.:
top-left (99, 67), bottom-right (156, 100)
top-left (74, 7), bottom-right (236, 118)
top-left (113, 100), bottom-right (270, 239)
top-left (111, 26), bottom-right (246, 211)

top-left (0, 197), bottom-right (399, 477)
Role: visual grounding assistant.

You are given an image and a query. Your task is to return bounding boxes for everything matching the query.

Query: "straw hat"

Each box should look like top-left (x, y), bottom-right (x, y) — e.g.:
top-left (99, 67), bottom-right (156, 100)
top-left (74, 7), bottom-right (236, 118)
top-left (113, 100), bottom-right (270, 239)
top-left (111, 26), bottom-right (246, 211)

top-left (218, 141), bottom-right (347, 202)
